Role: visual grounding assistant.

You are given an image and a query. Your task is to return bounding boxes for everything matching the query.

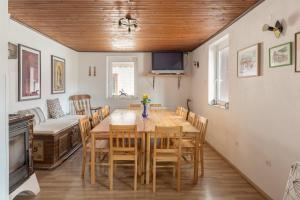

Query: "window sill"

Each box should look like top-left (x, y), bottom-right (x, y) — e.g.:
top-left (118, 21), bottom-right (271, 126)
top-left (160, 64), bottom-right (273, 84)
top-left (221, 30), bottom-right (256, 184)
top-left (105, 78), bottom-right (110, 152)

top-left (209, 103), bottom-right (229, 110)
top-left (108, 95), bottom-right (138, 100)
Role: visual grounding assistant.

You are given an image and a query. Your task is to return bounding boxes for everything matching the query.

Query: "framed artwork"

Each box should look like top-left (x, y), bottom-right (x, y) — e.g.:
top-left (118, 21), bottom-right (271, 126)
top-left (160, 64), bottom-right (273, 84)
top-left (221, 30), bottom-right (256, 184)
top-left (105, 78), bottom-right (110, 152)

top-left (269, 42), bottom-right (292, 68)
top-left (237, 43), bottom-right (261, 77)
top-left (295, 32), bottom-right (300, 72)
top-left (18, 44), bottom-right (41, 101)
top-left (51, 55), bottom-right (65, 94)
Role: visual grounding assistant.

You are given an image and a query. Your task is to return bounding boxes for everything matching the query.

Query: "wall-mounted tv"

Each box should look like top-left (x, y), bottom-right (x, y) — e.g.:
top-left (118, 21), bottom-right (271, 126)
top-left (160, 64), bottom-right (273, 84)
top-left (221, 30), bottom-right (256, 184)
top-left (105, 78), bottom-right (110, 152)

top-left (152, 52), bottom-right (184, 74)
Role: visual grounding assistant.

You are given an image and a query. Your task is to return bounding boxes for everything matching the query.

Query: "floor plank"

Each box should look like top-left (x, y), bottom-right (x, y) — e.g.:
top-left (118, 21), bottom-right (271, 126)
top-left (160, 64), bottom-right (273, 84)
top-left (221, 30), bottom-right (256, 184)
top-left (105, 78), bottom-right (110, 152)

top-left (15, 145), bottom-right (266, 200)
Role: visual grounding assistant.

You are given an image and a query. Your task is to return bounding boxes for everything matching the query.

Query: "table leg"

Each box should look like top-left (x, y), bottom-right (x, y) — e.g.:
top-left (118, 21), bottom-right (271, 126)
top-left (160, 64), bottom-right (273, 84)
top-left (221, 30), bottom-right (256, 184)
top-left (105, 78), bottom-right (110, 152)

top-left (193, 139), bottom-right (199, 184)
top-left (146, 133), bottom-right (151, 184)
top-left (91, 134), bottom-right (96, 184)
top-left (140, 132), bottom-right (145, 184)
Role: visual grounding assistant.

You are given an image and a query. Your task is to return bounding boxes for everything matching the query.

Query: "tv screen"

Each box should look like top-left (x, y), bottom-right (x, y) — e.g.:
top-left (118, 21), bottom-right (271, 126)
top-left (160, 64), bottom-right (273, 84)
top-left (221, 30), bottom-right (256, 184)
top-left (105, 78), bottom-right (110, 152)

top-left (152, 52), bottom-right (183, 72)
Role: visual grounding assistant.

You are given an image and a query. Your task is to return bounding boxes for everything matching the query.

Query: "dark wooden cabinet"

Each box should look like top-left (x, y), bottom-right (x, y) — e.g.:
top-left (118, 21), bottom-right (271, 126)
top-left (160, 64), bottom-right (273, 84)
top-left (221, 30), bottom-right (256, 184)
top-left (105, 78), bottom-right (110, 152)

top-left (32, 123), bottom-right (81, 169)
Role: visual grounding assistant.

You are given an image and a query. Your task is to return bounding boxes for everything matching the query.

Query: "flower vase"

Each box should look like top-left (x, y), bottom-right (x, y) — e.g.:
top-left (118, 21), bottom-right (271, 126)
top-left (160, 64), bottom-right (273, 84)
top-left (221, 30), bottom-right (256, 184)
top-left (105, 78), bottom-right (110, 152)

top-left (142, 103), bottom-right (148, 118)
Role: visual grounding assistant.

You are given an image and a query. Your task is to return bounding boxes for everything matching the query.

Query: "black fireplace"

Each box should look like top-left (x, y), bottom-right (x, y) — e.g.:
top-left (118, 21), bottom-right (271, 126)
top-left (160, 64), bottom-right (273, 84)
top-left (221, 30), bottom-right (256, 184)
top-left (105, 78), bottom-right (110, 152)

top-left (9, 114), bottom-right (34, 193)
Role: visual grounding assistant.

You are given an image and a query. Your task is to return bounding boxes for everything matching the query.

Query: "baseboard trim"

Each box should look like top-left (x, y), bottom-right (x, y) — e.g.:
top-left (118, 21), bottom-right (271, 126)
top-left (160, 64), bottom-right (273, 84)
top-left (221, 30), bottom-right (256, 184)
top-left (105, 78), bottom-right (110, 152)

top-left (205, 142), bottom-right (273, 200)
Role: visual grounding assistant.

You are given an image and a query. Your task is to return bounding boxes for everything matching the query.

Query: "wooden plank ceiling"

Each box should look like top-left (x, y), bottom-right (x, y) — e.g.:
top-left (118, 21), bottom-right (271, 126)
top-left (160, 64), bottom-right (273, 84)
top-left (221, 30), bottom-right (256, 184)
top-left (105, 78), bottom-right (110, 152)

top-left (9, 0), bottom-right (260, 52)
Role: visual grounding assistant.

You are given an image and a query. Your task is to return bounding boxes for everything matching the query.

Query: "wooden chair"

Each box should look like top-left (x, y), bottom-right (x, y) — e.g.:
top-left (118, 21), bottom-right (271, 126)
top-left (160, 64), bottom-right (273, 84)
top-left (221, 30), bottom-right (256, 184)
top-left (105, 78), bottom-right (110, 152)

top-left (69, 94), bottom-right (101, 116)
top-left (100, 105), bottom-right (110, 119)
top-left (180, 108), bottom-right (188, 120)
top-left (187, 112), bottom-right (196, 125)
top-left (129, 103), bottom-right (141, 110)
top-left (91, 111), bottom-right (101, 128)
top-left (79, 117), bottom-right (108, 179)
top-left (109, 124), bottom-right (139, 191)
top-left (150, 103), bottom-right (162, 110)
top-left (180, 115), bottom-right (208, 177)
top-left (152, 126), bottom-right (182, 192)
top-left (175, 106), bottom-right (183, 115)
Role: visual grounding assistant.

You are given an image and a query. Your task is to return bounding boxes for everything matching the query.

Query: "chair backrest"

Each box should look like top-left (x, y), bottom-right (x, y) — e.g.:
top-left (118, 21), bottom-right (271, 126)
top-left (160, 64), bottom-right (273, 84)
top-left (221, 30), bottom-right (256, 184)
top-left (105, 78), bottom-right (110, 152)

top-left (79, 116), bottom-right (91, 150)
top-left (187, 111), bottom-right (196, 125)
top-left (195, 116), bottom-right (208, 144)
top-left (154, 126), bottom-right (182, 155)
top-left (150, 103), bottom-right (162, 110)
top-left (129, 104), bottom-right (141, 110)
top-left (175, 106), bottom-right (183, 115)
top-left (91, 111), bottom-right (101, 128)
top-left (101, 105), bottom-right (110, 119)
top-left (180, 108), bottom-right (188, 120)
top-left (109, 125), bottom-right (138, 153)
top-left (69, 94), bottom-right (92, 116)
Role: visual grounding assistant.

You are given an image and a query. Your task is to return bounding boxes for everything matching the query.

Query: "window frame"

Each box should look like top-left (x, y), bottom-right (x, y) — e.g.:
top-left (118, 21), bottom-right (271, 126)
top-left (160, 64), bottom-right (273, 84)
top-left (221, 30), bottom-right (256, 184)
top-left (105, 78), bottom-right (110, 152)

top-left (106, 56), bottom-right (138, 99)
top-left (208, 35), bottom-right (229, 109)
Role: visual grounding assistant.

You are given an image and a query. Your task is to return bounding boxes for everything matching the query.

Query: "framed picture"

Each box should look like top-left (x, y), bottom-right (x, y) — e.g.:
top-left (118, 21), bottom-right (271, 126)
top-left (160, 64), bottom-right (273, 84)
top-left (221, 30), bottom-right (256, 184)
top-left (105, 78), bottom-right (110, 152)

top-left (269, 42), bottom-right (292, 68)
top-left (295, 32), bottom-right (300, 72)
top-left (18, 44), bottom-right (41, 101)
top-left (51, 55), bottom-right (65, 94)
top-left (237, 43), bottom-right (261, 77)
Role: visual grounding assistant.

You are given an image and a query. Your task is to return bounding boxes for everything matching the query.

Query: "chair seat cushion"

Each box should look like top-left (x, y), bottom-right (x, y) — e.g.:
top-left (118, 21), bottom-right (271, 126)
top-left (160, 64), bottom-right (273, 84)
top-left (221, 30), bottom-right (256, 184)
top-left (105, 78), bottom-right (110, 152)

top-left (34, 115), bottom-right (85, 135)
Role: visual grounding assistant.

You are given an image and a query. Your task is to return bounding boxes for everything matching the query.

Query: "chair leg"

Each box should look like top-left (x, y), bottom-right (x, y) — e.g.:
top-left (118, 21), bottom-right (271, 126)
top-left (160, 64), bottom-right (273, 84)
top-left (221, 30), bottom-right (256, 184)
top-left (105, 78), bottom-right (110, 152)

top-left (134, 157), bottom-right (138, 191)
top-left (153, 160), bottom-right (156, 192)
top-left (173, 164), bottom-right (176, 177)
top-left (200, 147), bottom-right (204, 177)
top-left (109, 158), bottom-right (114, 191)
top-left (177, 161), bottom-right (181, 192)
top-left (81, 152), bottom-right (86, 178)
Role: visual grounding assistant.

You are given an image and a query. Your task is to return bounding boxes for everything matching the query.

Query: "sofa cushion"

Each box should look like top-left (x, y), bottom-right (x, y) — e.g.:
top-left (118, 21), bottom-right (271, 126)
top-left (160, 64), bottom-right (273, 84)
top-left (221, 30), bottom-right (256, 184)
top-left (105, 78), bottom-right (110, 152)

top-left (18, 107), bottom-right (46, 126)
top-left (34, 115), bottom-right (85, 135)
top-left (47, 98), bottom-right (65, 119)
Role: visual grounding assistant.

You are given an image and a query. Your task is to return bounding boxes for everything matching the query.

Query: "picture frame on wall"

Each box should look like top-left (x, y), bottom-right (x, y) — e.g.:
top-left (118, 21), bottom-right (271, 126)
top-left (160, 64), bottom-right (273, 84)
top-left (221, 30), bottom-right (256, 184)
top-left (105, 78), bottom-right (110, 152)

top-left (269, 42), bottom-right (292, 68)
top-left (295, 32), bottom-right (300, 72)
top-left (51, 55), bottom-right (65, 94)
top-left (237, 43), bottom-right (261, 78)
top-left (18, 44), bottom-right (41, 101)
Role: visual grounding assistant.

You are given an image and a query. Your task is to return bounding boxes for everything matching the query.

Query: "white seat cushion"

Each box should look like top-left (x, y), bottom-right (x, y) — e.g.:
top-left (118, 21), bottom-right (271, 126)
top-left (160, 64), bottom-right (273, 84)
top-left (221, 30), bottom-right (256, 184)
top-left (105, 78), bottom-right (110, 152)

top-left (34, 115), bottom-right (86, 135)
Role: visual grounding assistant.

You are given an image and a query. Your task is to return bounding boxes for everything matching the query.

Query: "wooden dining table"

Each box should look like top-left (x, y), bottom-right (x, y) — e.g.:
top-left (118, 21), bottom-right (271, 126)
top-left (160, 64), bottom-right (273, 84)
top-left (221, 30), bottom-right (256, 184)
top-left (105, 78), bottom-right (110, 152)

top-left (90, 109), bottom-right (200, 185)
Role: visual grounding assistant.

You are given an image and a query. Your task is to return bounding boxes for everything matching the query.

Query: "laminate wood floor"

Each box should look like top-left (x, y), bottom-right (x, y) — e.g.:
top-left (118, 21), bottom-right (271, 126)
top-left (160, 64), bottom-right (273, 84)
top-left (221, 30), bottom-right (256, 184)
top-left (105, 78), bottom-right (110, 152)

top-left (16, 144), bottom-right (266, 200)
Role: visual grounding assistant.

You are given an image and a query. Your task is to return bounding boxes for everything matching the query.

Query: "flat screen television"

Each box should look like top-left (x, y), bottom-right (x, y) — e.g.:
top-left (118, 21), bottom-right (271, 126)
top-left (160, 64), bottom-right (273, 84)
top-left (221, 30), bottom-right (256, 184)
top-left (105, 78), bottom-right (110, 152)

top-left (152, 52), bottom-right (184, 74)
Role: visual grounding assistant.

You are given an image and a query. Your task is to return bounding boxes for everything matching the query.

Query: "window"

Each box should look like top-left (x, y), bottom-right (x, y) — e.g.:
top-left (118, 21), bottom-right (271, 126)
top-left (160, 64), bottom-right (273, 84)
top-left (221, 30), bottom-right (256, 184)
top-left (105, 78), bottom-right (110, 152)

top-left (208, 35), bottom-right (229, 108)
top-left (107, 57), bottom-right (137, 98)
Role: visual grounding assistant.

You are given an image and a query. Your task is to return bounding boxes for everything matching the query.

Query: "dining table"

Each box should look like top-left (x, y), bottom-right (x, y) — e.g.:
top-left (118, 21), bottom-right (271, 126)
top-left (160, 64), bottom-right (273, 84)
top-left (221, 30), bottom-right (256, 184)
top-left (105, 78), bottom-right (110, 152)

top-left (90, 109), bottom-right (200, 185)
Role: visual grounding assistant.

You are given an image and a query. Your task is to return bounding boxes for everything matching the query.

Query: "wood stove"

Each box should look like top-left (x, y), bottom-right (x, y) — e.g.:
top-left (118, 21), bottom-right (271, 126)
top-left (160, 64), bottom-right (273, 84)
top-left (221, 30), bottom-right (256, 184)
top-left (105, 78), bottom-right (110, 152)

top-left (9, 114), bottom-right (34, 193)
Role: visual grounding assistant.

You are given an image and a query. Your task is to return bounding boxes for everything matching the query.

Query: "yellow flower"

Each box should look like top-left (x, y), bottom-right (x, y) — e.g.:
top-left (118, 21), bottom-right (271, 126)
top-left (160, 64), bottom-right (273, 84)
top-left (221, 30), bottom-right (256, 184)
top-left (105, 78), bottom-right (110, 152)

top-left (143, 94), bottom-right (149, 99)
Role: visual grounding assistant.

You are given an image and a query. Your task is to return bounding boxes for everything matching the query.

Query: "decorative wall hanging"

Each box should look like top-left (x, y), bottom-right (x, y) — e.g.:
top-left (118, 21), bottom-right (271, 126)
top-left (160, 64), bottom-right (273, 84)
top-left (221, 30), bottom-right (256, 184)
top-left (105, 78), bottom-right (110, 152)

top-left (88, 66), bottom-right (91, 76)
top-left (295, 32), bottom-right (300, 72)
top-left (18, 44), bottom-right (41, 101)
top-left (93, 66), bottom-right (96, 76)
top-left (8, 42), bottom-right (17, 59)
top-left (283, 162), bottom-right (300, 200)
top-left (51, 55), bottom-right (65, 94)
top-left (269, 42), bottom-right (292, 68)
top-left (262, 20), bottom-right (283, 38)
top-left (237, 43), bottom-right (261, 77)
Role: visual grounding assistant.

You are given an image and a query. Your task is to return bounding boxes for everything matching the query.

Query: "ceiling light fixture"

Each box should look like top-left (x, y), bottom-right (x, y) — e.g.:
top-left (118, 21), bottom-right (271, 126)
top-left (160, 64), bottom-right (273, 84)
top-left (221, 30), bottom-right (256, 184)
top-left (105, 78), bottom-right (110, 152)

top-left (119, 14), bottom-right (138, 33)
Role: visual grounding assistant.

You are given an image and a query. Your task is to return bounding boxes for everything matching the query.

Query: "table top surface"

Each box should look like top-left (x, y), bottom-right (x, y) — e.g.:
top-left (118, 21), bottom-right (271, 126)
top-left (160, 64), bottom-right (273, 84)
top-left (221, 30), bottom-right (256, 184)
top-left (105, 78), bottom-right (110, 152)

top-left (90, 109), bottom-right (199, 135)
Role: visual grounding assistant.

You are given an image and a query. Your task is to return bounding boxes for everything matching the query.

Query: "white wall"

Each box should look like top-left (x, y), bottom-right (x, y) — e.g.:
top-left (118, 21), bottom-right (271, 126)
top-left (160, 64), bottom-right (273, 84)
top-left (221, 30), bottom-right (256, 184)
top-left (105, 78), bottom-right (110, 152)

top-left (78, 52), bottom-right (192, 110)
top-left (8, 20), bottom-right (79, 114)
top-left (191, 0), bottom-right (300, 199)
top-left (0, 1), bottom-right (9, 199)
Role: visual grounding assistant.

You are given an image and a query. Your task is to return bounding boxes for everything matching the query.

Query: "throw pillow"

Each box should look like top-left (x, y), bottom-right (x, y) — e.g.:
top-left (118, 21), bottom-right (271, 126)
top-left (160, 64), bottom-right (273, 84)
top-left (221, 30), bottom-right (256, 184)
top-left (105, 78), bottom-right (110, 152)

top-left (47, 98), bottom-right (65, 119)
